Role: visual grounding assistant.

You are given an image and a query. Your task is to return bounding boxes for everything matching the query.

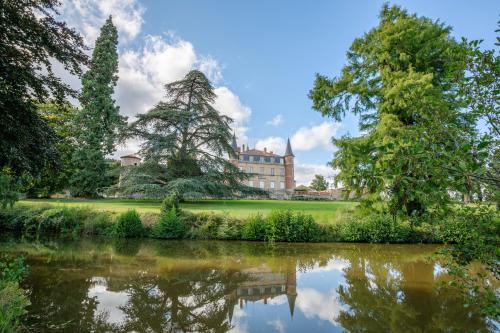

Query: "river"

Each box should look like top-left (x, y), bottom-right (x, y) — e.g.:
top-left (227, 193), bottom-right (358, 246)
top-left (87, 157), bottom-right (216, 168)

top-left (0, 237), bottom-right (496, 332)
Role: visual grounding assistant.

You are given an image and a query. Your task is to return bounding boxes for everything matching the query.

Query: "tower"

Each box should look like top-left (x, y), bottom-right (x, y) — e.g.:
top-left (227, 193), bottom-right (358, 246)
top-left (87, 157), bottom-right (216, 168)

top-left (284, 138), bottom-right (295, 194)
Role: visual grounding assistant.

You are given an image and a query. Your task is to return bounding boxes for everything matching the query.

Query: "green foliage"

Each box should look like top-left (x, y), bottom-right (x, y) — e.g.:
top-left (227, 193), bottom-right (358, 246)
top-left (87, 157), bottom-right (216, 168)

top-left (114, 210), bottom-right (144, 238)
top-left (309, 4), bottom-right (473, 217)
top-left (71, 16), bottom-right (126, 198)
top-left (309, 174), bottom-right (329, 191)
top-left (0, 257), bottom-right (29, 332)
top-left (0, 0), bottom-right (87, 180)
top-left (0, 170), bottom-right (19, 209)
top-left (26, 103), bottom-right (78, 198)
top-left (338, 212), bottom-right (411, 243)
top-left (152, 208), bottom-right (186, 239)
top-left (161, 192), bottom-right (180, 213)
top-left (242, 214), bottom-right (267, 240)
top-left (265, 209), bottom-right (320, 242)
top-left (116, 70), bottom-right (261, 199)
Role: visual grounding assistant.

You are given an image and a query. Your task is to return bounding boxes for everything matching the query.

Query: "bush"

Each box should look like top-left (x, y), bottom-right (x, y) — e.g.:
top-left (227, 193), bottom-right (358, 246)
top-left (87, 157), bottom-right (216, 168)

top-left (161, 192), bottom-right (180, 213)
top-left (337, 212), bottom-right (411, 243)
top-left (152, 208), bottom-right (186, 239)
top-left (0, 257), bottom-right (29, 332)
top-left (242, 214), bottom-right (267, 240)
top-left (114, 210), bottom-right (144, 238)
top-left (265, 209), bottom-right (320, 242)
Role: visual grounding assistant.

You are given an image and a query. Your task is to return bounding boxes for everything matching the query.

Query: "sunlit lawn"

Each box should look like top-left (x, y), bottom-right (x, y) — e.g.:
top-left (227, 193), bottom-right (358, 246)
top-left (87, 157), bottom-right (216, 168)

top-left (20, 199), bottom-right (358, 224)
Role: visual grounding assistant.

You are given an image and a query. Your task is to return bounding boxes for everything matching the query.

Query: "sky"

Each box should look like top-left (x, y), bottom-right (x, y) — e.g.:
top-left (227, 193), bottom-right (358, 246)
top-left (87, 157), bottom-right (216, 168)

top-left (59, 0), bottom-right (499, 185)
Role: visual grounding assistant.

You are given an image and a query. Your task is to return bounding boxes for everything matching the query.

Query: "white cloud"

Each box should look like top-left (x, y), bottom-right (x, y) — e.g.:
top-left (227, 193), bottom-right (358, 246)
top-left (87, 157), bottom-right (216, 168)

top-left (295, 162), bottom-right (338, 186)
top-left (291, 122), bottom-right (340, 151)
top-left (296, 288), bottom-right (344, 326)
top-left (214, 87), bottom-right (252, 142)
top-left (267, 319), bottom-right (286, 333)
top-left (266, 114), bottom-right (283, 126)
top-left (62, 0), bottom-right (145, 44)
top-left (255, 137), bottom-right (286, 155)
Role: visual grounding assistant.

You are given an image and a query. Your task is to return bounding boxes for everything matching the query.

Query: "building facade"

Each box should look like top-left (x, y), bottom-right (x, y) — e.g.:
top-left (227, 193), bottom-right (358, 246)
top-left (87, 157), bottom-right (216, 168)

top-left (229, 135), bottom-right (295, 197)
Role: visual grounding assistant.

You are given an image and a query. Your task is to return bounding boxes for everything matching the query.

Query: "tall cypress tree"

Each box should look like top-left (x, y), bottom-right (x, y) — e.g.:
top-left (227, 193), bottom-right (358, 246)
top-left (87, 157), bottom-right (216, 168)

top-left (71, 16), bottom-right (126, 197)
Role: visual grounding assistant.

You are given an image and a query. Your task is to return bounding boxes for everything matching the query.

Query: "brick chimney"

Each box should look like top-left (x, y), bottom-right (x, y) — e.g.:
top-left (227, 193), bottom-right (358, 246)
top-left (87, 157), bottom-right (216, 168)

top-left (264, 147), bottom-right (267, 153)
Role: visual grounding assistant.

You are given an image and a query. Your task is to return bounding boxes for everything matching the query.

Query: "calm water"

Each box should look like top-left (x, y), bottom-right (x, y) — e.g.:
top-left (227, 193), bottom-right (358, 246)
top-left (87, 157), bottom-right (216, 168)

top-left (0, 237), bottom-right (496, 333)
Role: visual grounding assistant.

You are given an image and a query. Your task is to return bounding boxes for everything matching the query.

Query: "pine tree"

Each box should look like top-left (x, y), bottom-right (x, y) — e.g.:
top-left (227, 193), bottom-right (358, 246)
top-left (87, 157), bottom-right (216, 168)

top-left (71, 16), bottom-right (126, 197)
top-left (115, 70), bottom-right (261, 198)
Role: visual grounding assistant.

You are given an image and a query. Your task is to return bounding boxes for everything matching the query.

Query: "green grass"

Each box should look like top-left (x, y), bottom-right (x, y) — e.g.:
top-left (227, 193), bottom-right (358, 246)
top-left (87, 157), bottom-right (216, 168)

top-left (19, 199), bottom-right (357, 224)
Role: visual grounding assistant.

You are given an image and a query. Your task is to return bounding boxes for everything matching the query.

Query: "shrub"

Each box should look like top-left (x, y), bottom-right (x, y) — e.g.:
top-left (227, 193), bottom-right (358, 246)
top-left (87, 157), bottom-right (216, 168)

top-left (152, 208), bottom-right (186, 239)
top-left (114, 210), bottom-right (144, 238)
top-left (242, 214), bottom-right (267, 240)
top-left (0, 257), bottom-right (29, 332)
top-left (161, 192), bottom-right (180, 213)
top-left (265, 209), bottom-right (320, 242)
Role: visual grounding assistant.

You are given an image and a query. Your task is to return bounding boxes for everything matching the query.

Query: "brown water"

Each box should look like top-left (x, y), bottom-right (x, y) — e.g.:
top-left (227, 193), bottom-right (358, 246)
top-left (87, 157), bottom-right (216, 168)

top-left (0, 237), bottom-right (496, 332)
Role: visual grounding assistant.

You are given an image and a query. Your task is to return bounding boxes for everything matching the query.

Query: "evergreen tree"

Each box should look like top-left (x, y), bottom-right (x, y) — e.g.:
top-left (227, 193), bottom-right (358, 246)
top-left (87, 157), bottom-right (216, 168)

top-left (71, 16), bottom-right (126, 197)
top-left (310, 175), bottom-right (329, 191)
top-left (0, 0), bottom-right (87, 178)
top-left (309, 4), bottom-right (474, 218)
top-left (116, 70), bottom-right (261, 198)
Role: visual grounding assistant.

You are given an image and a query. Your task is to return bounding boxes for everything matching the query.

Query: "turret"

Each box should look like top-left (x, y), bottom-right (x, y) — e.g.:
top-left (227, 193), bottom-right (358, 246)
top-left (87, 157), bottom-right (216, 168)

top-left (284, 138), bottom-right (295, 193)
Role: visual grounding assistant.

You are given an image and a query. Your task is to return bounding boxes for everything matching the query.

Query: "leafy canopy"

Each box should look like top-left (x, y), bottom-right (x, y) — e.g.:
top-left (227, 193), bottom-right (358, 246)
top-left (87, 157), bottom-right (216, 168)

top-left (0, 0), bottom-right (87, 177)
top-left (118, 70), bottom-right (260, 198)
top-left (309, 4), bottom-right (473, 217)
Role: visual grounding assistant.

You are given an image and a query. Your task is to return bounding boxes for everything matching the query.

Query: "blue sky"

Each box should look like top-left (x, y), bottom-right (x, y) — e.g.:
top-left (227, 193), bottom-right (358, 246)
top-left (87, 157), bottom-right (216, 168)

top-left (61, 0), bottom-right (499, 185)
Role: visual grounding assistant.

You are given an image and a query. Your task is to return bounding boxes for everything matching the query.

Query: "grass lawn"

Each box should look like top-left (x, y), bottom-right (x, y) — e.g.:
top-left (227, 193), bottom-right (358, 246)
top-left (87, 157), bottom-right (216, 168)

top-left (19, 199), bottom-right (358, 224)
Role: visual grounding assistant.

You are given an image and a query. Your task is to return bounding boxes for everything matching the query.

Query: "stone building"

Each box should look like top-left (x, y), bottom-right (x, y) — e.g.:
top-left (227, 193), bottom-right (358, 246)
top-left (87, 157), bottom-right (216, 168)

top-left (229, 135), bottom-right (295, 197)
top-left (120, 154), bottom-right (141, 166)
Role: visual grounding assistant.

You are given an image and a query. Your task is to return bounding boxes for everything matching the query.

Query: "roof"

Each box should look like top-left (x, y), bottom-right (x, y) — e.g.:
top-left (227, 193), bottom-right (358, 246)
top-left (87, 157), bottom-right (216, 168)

top-left (239, 149), bottom-right (282, 158)
top-left (120, 154), bottom-right (141, 160)
top-left (284, 138), bottom-right (294, 157)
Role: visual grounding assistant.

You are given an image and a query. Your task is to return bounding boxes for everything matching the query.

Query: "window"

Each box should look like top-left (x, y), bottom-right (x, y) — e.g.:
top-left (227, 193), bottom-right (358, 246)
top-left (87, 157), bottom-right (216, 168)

top-left (249, 180), bottom-right (254, 187)
top-left (280, 168), bottom-right (285, 176)
top-left (239, 167), bottom-right (243, 172)
top-left (253, 155), bottom-right (260, 162)
top-left (264, 157), bottom-right (271, 163)
top-left (259, 181), bottom-right (265, 189)
top-left (260, 167), bottom-right (264, 175)
top-left (275, 157), bottom-right (281, 163)
top-left (270, 181), bottom-right (275, 189)
top-left (243, 155), bottom-right (249, 161)
top-left (270, 168), bottom-right (275, 176)
top-left (249, 166), bottom-right (253, 173)
top-left (280, 181), bottom-right (285, 189)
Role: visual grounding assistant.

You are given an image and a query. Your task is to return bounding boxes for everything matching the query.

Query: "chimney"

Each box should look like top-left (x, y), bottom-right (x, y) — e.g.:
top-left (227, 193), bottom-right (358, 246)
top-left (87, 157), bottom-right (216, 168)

top-left (242, 144), bottom-right (245, 151)
top-left (270, 151), bottom-right (273, 154)
top-left (264, 147), bottom-right (267, 153)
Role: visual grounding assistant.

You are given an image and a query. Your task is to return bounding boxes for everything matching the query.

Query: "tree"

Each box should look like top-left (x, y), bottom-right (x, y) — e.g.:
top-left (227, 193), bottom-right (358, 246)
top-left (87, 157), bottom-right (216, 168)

top-left (71, 16), bottom-right (126, 197)
top-left (0, 0), bottom-right (87, 178)
top-left (117, 70), bottom-right (259, 198)
top-left (309, 175), bottom-right (329, 191)
top-left (309, 4), bottom-right (472, 218)
top-left (24, 103), bottom-right (78, 197)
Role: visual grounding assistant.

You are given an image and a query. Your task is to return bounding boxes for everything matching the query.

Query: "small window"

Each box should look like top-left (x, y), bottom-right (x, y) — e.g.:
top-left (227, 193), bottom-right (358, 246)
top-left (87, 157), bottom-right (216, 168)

top-left (264, 157), bottom-right (271, 163)
top-left (270, 181), bottom-right (275, 189)
top-left (260, 167), bottom-right (264, 175)
top-left (280, 168), bottom-right (285, 176)
top-left (239, 167), bottom-right (243, 172)
top-left (270, 168), bottom-right (275, 176)
top-left (253, 156), bottom-right (260, 162)
top-left (280, 181), bottom-right (285, 189)
top-left (243, 155), bottom-right (249, 161)
top-left (249, 180), bottom-right (254, 187)
top-left (259, 181), bottom-right (265, 189)
top-left (275, 157), bottom-right (281, 163)
top-left (249, 166), bottom-right (253, 173)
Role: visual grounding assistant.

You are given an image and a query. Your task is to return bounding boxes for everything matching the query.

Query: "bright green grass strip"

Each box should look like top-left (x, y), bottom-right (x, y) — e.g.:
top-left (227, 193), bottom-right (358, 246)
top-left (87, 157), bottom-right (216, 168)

top-left (19, 199), bottom-right (358, 224)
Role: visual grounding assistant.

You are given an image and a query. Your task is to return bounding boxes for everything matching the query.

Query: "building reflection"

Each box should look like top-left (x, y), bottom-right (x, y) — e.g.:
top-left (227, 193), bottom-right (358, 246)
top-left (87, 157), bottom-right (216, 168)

top-left (226, 260), bottom-right (297, 322)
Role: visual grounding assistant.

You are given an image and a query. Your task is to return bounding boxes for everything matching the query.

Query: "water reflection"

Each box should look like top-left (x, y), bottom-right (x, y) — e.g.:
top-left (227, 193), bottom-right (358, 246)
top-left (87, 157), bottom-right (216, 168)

top-left (0, 238), bottom-right (495, 332)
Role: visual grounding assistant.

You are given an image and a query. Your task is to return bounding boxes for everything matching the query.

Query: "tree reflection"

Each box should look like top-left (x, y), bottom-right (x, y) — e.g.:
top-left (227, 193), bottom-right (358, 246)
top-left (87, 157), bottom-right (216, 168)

top-left (335, 252), bottom-right (492, 332)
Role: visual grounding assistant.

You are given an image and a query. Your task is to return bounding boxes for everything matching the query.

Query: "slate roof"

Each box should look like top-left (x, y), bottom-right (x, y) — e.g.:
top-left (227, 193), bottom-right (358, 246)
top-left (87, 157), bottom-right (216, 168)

top-left (239, 149), bottom-right (282, 158)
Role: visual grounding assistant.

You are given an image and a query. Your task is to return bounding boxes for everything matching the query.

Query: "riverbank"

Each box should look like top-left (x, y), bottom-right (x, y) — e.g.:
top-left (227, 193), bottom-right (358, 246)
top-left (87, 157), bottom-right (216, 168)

top-left (1, 203), bottom-right (496, 244)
